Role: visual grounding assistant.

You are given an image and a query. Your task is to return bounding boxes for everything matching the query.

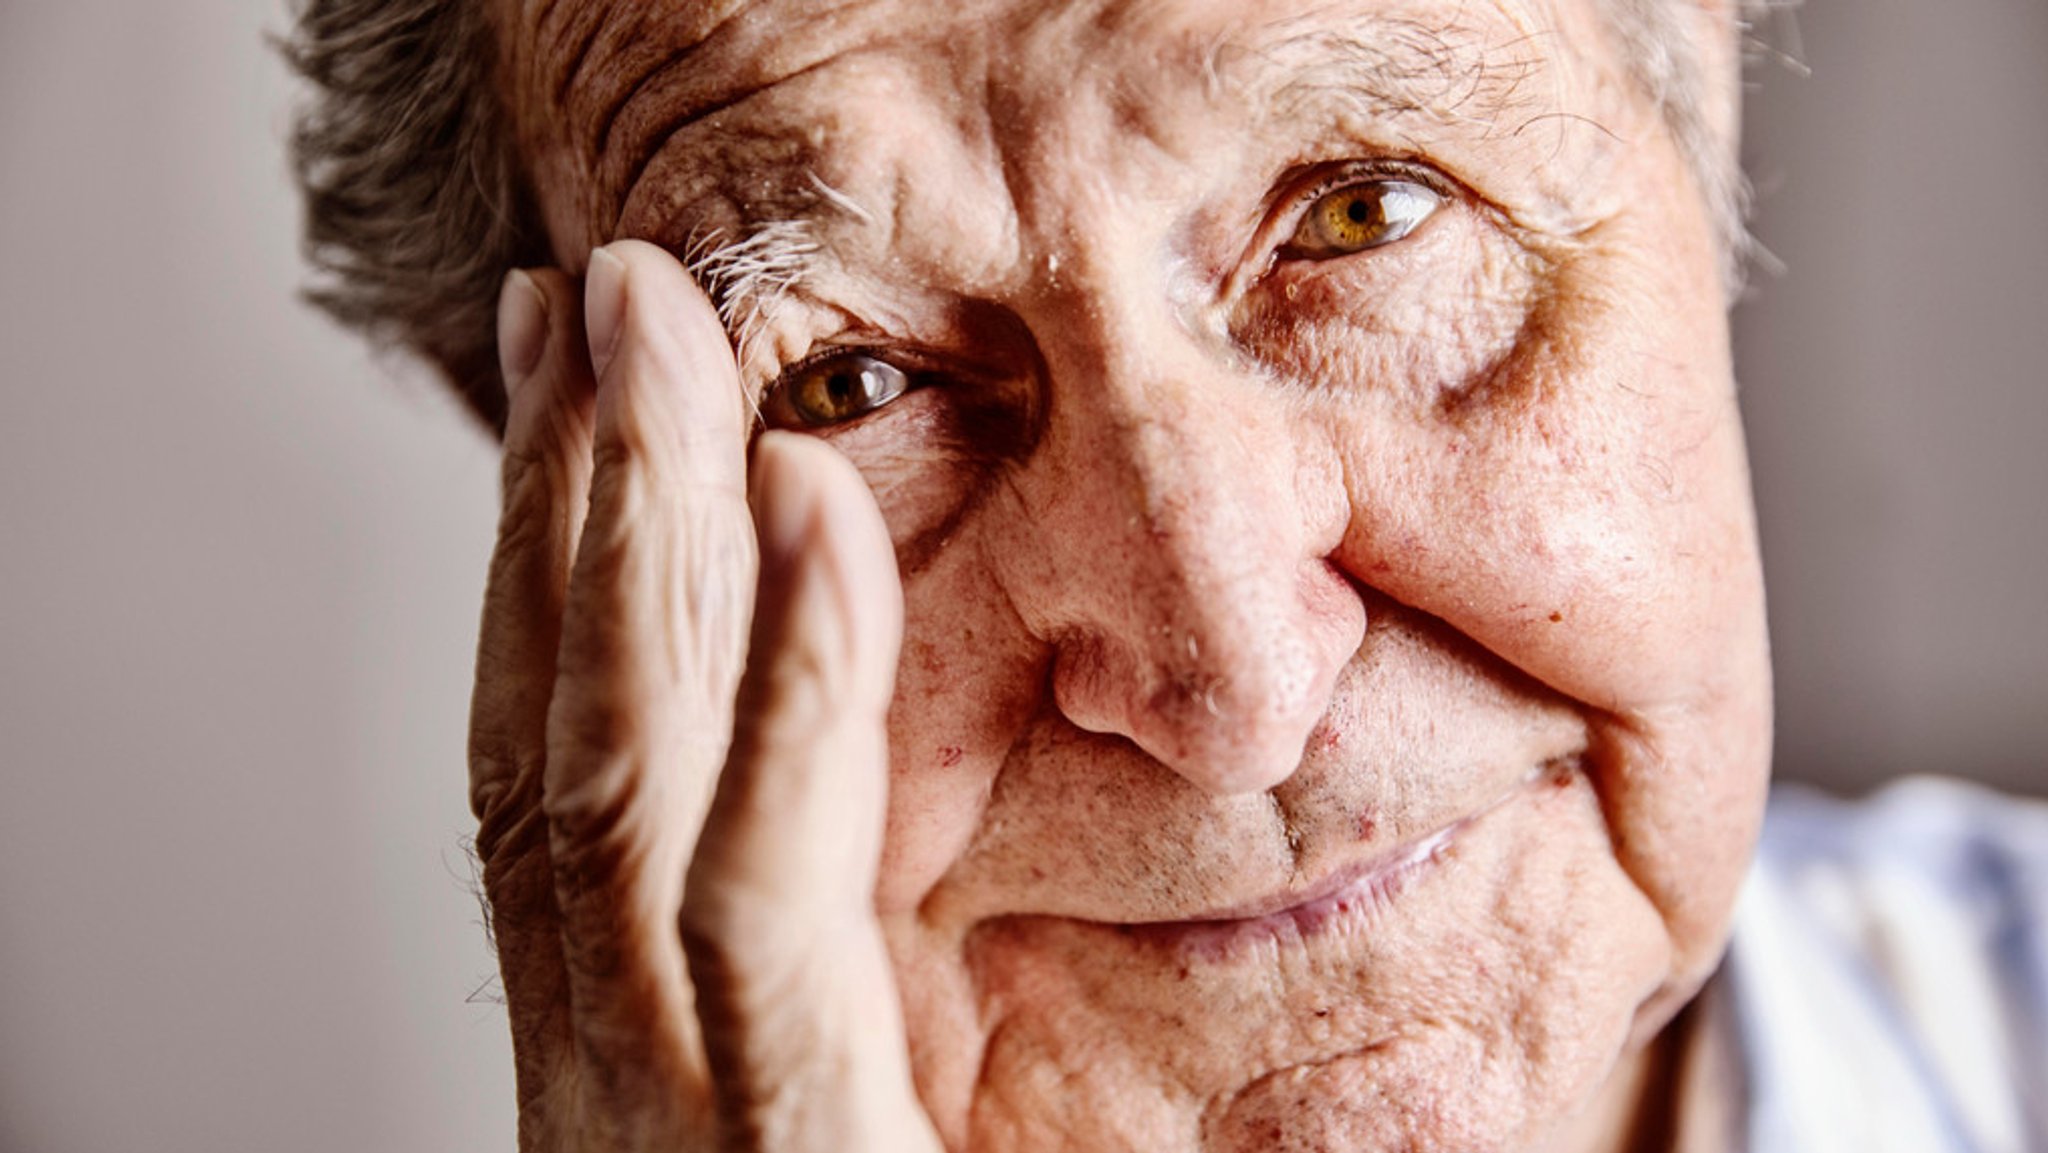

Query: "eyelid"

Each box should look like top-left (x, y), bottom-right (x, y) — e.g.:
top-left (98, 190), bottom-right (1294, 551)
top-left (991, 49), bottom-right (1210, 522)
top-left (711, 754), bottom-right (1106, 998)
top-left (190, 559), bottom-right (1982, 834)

top-left (1278, 157), bottom-right (1456, 216)
top-left (778, 341), bottom-right (928, 379)
top-left (1277, 157), bottom-right (1458, 230)
top-left (1240, 157), bottom-right (1460, 278)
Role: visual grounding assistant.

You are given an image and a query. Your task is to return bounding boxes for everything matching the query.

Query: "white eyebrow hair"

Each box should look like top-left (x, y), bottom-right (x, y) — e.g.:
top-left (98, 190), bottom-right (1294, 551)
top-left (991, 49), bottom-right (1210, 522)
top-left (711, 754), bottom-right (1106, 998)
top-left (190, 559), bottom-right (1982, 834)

top-left (683, 219), bottom-right (820, 374)
top-left (681, 174), bottom-right (877, 380)
top-left (806, 170), bottom-right (876, 226)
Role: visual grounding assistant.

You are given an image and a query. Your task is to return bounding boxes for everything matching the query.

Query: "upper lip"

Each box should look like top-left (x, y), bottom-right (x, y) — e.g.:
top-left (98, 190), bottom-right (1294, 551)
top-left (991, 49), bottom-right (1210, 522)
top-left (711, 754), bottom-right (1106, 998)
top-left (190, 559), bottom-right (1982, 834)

top-left (1112, 760), bottom-right (1563, 927)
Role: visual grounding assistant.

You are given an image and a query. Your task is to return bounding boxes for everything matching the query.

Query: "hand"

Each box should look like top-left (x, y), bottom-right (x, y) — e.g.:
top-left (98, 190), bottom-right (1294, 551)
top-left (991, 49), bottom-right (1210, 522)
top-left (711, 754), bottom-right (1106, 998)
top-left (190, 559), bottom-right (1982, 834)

top-left (465, 240), bottom-right (942, 1152)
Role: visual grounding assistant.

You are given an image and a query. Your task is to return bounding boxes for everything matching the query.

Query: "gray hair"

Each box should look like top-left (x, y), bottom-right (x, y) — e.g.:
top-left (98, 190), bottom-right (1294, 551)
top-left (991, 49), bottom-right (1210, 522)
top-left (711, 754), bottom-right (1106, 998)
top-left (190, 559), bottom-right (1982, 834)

top-left (1597, 0), bottom-right (1777, 297)
top-left (285, 0), bottom-right (541, 429)
top-left (284, 0), bottom-right (1781, 434)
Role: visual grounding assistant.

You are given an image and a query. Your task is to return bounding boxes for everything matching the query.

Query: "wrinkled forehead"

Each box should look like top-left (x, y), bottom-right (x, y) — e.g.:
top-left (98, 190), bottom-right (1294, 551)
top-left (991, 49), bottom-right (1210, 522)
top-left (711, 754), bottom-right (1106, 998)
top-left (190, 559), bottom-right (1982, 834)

top-left (500, 0), bottom-right (1622, 249)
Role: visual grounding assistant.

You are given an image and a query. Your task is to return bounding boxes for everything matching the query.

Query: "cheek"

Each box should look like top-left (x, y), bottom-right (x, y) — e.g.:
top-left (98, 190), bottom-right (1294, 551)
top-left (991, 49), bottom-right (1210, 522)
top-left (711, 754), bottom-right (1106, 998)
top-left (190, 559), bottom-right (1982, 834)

top-left (868, 507), bottom-right (1047, 914)
top-left (1297, 195), bottom-right (1771, 993)
top-left (1299, 241), bottom-right (1760, 721)
top-left (823, 387), bottom-right (1029, 564)
top-left (1237, 219), bottom-right (1538, 411)
top-left (1232, 188), bottom-right (1760, 718)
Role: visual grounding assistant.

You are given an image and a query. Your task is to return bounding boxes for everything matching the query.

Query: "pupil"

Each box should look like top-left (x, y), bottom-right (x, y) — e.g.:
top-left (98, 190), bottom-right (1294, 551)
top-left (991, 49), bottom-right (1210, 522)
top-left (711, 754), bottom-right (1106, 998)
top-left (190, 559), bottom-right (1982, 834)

top-left (827, 372), bottom-right (857, 405)
top-left (1345, 197), bottom-right (1374, 224)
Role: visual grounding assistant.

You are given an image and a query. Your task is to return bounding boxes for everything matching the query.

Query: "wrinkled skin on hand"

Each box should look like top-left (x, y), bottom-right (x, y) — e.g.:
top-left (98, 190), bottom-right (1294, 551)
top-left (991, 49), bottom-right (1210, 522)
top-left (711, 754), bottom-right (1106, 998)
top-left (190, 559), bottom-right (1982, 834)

top-left (470, 247), bottom-right (941, 1151)
top-left (465, 0), bottom-right (1772, 1150)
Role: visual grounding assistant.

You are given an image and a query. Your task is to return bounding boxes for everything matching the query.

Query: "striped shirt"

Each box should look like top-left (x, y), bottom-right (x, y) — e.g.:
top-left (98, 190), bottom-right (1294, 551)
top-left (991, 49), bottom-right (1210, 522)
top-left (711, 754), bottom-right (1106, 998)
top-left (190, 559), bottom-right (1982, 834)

top-left (1700, 778), bottom-right (2048, 1152)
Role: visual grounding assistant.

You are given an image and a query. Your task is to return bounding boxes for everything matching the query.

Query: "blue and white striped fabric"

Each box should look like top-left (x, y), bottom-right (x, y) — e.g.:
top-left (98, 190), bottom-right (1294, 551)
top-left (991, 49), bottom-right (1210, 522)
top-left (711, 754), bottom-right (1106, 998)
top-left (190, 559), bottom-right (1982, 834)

top-left (1718, 777), bottom-right (2048, 1153)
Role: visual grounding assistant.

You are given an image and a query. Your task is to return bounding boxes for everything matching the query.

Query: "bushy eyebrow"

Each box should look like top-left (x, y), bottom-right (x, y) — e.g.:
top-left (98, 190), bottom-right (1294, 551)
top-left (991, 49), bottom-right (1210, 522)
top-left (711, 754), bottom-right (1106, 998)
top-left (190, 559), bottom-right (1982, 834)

top-left (1222, 15), bottom-right (1553, 137)
top-left (683, 218), bottom-right (821, 371)
top-left (680, 171), bottom-right (880, 369)
top-left (539, 0), bottom-right (888, 235)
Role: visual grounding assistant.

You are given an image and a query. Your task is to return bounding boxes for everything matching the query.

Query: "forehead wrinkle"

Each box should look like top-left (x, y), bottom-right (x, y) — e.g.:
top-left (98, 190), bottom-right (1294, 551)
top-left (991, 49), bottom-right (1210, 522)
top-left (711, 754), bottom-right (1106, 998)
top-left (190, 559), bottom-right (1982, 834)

top-left (541, 2), bottom-right (748, 228)
top-left (563, 0), bottom-right (894, 240)
top-left (530, 0), bottom-right (606, 111)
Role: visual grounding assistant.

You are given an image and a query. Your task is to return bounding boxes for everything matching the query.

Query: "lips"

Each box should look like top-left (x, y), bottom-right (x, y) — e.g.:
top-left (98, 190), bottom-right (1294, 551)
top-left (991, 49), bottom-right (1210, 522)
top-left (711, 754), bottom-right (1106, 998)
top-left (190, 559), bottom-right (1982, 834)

top-left (1107, 820), bottom-right (1463, 958)
top-left (1104, 760), bottom-right (1570, 958)
top-left (1140, 821), bottom-right (1463, 926)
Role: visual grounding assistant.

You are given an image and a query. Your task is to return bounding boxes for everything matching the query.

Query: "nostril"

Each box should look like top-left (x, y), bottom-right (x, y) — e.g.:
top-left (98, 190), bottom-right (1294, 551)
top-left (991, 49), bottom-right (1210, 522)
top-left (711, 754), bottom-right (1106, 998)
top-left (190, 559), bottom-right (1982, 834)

top-left (1052, 633), bottom-right (1306, 795)
top-left (1034, 507), bottom-right (1363, 797)
top-left (1048, 631), bottom-right (1141, 740)
top-left (1136, 666), bottom-right (1318, 796)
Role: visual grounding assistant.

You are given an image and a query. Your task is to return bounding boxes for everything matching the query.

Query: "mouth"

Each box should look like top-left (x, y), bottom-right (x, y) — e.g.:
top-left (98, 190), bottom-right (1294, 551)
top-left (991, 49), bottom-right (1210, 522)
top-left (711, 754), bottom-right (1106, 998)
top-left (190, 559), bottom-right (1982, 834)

top-left (1109, 760), bottom-right (1570, 960)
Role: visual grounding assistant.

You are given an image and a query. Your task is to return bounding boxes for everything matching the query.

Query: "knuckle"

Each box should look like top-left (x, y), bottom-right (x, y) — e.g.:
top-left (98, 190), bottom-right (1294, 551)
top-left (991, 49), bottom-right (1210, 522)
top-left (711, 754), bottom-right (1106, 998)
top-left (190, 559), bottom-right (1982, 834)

top-left (499, 437), bottom-right (587, 530)
top-left (469, 737), bottom-right (547, 861)
top-left (589, 387), bottom-right (749, 506)
top-left (561, 496), bottom-right (756, 676)
top-left (477, 816), bottom-right (557, 947)
top-left (539, 740), bottom-right (669, 901)
top-left (487, 499), bottom-right (566, 582)
top-left (497, 446), bottom-right (549, 509)
top-left (587, 429), bottom-right (647, 482)
top-left (467, 762), bottom-right (560, 953)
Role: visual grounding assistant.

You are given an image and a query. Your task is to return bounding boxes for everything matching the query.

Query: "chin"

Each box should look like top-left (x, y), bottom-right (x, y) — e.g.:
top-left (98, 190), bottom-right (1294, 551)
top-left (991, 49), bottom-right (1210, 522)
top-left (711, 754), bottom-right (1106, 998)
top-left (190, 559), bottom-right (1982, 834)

top-left (893, 769), bottom-right (1683, 1153)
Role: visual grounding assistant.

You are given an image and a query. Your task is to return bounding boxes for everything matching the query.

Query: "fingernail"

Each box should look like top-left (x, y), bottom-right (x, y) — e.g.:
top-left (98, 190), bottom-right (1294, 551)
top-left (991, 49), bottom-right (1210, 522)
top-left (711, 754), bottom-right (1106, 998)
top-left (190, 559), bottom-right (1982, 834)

top-left (585, 245), bottom-right (627, 379)
top-left (496, 269), bottom-right (548, 404)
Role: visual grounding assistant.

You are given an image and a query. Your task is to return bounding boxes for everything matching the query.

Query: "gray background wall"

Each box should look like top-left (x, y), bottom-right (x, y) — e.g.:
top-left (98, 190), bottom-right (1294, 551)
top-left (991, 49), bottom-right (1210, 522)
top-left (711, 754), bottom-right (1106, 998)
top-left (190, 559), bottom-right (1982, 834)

top-left (0, 1), bottom-right (2042, 1149)
top-left (1737, 1), bottom-right (2048, 798)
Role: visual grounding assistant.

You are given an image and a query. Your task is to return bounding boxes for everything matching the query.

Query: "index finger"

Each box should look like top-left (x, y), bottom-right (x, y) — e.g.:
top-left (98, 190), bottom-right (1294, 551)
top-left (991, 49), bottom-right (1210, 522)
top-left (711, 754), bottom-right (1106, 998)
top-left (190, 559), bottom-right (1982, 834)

top-left (541, 239), bottom-right (758, 1121)
top-left (551, 239), bottom-right (755, 823)
top-left (584, 238), bottom-right (751, 500)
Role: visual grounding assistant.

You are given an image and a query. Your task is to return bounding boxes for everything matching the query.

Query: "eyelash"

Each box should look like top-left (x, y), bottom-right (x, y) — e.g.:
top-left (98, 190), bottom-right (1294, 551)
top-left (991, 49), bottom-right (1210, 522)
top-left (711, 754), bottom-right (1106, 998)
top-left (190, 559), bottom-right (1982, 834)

top-left (1277, 157), bottom-right (1456, 219)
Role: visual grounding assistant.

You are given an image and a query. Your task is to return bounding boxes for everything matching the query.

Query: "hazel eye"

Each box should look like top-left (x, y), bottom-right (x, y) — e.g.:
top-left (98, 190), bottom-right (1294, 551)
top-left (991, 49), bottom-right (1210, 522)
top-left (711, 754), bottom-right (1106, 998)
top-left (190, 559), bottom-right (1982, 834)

top-left (1283, 179), bottom-right (1441, 259)
top-left (764, 352), bottom-right (913, 428)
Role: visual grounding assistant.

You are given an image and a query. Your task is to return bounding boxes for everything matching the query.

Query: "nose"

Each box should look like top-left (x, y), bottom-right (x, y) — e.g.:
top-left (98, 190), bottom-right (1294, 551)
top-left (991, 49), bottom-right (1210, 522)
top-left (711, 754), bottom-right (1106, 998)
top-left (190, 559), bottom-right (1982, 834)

top-left (993, 345), bottom-right (1366, 797)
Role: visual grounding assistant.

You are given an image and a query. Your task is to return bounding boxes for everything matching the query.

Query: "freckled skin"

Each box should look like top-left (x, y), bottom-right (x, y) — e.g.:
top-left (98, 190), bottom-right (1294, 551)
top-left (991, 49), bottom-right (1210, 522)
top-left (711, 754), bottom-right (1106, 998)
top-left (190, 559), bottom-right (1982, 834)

top-left (496, 0), bottom-right (1769, 1149)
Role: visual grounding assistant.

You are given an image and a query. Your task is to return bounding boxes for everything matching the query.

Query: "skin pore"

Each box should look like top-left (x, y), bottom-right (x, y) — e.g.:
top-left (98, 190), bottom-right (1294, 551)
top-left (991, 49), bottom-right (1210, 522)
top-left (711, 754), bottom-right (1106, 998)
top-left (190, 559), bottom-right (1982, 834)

top-left (490, 0), bottom-right (1772, 1148)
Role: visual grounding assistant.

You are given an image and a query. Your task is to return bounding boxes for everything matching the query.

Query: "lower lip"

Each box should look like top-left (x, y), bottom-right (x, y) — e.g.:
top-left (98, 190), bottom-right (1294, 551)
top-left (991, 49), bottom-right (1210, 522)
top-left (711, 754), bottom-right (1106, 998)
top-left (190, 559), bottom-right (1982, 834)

top-left (1116, 822), bottom-right (1466, 962)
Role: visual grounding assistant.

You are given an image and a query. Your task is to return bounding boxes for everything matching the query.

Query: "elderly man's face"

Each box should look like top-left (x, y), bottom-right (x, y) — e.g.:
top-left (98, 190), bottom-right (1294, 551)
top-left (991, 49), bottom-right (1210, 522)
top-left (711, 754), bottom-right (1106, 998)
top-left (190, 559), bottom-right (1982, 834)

top-left (508, 0), bottom-right (1771, 1146)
